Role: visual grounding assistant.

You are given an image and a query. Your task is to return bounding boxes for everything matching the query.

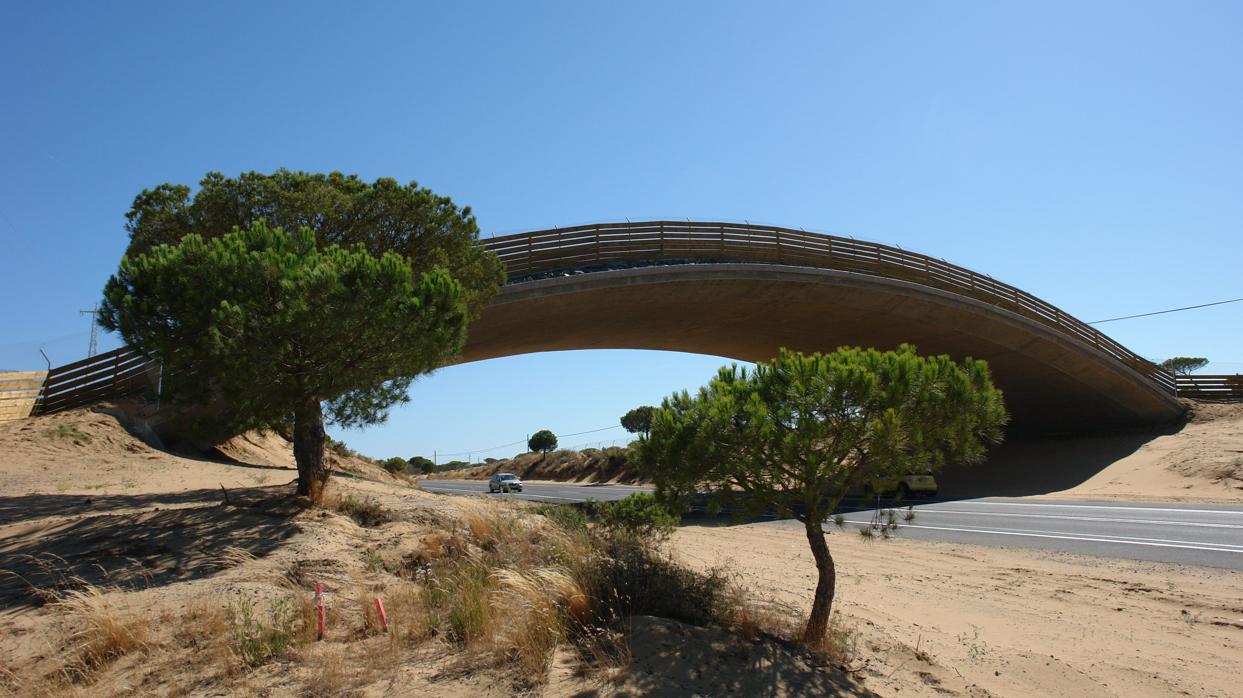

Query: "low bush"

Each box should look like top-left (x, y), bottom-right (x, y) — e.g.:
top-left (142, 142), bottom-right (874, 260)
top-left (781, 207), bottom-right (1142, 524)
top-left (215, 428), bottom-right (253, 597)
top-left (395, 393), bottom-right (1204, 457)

top-left (534, 503), bottom-right (589, 533)
top-left (586, 493), bottom-right (679, 542)
top-left (227, 594), bottom-right (301, 667)
top-left (330, 493), bottom-right (395, 527)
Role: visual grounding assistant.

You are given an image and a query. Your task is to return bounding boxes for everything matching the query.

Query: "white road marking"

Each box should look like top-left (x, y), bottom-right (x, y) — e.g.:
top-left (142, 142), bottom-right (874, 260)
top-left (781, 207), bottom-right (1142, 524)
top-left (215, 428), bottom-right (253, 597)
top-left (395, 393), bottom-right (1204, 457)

top-left (911, 509), bottom-right (1243, 529)
top-left (944, 500), bottom-right (1243, 516)
top-left (847, 522), bottom-right (1243, 554)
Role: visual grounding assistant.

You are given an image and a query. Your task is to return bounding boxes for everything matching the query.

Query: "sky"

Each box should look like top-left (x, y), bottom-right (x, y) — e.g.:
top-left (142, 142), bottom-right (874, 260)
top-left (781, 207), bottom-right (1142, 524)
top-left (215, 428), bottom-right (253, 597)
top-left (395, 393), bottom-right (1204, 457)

top-left (1, 1), bottom-right (1239, 461)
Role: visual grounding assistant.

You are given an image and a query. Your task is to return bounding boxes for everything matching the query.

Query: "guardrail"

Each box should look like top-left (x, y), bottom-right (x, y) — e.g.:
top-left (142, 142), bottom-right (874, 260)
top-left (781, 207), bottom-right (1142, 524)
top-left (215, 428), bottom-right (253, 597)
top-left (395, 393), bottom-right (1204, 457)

top-left (31, 347), bottom-right (159, 416)
top-left (1176, 375), bottom-right (1243, 402)
top-left (482, 221), bottom-right (1177, 394)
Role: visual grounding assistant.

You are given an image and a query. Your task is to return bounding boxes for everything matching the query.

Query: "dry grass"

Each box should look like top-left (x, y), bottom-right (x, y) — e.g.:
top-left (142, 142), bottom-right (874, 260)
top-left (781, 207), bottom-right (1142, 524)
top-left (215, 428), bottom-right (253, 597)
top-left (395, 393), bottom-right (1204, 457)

top-left (301, 644), bottom-right (351, 697)
top-left (325, 491), bottom-right (396, 528)
top-left (807, 616), bottom-right (861, 668)
top-left (5, 487), bottom-right (841, 695)
top-left (492, 567), bottom-right (587, 677)
top-left (53, 586), bottom-right (149, 680)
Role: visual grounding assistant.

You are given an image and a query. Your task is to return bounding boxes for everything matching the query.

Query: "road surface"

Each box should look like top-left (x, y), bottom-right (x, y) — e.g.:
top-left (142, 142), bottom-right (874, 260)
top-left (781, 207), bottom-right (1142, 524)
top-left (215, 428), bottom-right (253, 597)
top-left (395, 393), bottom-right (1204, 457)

top-left (418, 480), bottom-right (1243, 570)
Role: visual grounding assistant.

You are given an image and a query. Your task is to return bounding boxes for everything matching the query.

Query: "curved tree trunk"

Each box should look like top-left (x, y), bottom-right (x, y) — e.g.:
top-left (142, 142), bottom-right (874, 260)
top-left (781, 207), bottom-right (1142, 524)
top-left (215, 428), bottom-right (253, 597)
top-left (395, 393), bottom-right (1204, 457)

top-left (802, 518), bottom-right (837, 644)
top-left (293, 400), bottom-right (329, 504)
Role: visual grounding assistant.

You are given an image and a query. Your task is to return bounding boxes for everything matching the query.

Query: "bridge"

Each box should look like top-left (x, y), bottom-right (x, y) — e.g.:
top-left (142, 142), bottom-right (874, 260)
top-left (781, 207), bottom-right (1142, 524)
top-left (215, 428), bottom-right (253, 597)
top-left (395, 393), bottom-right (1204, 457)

top-left (20, 220), bottom-right (1229, 430)
top-left (465, 220), bottom-right (1186, 433)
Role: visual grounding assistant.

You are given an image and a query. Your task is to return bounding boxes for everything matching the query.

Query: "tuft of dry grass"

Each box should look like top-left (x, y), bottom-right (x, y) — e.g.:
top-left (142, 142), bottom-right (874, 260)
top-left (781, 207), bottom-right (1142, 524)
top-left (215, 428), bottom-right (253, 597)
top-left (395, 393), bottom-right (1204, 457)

top-left (492, 566), bottom-right (587, 680)
top-left (302, 644), bottom-right (352, 697)
top-left (806, 615), bottom-right (860, 668)
top-left (53, 586), bottom-right (148, 680)
top-left (226, 593), bottom-right (303, 667)
top-left (325, 491), bottom-right (396, 528)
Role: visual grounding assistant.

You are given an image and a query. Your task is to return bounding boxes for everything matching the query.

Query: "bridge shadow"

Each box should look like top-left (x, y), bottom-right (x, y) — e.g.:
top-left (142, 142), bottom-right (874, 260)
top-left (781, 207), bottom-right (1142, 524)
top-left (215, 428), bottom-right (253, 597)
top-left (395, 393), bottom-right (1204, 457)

top-left (935, 424), bottom-right (1179, 499)
top-left (0, 486), bottom-right (302, 610)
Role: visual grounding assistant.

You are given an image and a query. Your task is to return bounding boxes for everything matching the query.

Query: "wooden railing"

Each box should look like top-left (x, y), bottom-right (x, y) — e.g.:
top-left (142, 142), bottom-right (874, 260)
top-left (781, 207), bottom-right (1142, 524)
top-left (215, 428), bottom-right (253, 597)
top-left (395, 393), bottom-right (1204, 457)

top-left (0, 370), bottom-right (47, 421)
top-left (31, 347), bottom-right (159, 416)
top-left (1175, 375), bottom-right (1243, 402)
top-left (482, 220), bottom-right (1177, 395)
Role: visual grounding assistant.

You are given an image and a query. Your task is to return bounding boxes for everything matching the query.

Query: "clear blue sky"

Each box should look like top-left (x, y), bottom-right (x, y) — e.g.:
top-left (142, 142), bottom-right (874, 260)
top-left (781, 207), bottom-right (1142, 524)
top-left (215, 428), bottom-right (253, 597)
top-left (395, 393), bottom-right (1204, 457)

top-left (2, 1), bottom-right (1239, 461)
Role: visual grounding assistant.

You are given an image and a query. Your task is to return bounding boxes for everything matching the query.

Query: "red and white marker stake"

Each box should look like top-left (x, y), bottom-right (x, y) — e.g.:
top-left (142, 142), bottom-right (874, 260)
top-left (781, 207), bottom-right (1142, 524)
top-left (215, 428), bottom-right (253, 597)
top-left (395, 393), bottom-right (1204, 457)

top-left (315, 582), bottom-right (326, 640)
top-left (374, 597), bottom-right (389, 632)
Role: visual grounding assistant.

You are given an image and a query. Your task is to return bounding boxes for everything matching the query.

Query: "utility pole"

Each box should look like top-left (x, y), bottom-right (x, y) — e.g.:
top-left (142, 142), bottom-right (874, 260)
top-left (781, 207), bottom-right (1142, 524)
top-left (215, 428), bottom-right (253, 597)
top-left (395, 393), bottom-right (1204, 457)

top-left (80, 305), bottom-right (100, 358)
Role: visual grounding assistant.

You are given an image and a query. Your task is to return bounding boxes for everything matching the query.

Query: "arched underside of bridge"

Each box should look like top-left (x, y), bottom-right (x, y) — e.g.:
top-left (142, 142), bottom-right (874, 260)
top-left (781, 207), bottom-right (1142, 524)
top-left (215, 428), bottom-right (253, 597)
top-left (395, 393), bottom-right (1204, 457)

top-left (457, 264), bottom-right (1185, 434)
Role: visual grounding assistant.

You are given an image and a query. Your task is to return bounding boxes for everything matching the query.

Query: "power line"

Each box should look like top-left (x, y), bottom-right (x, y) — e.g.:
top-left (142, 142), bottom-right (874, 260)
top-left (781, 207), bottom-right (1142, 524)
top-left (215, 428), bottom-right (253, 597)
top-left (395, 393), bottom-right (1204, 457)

top-left (1089, 297), bottom-right (1243, 325)
top-left (433, 424), bottom-right (625, 459)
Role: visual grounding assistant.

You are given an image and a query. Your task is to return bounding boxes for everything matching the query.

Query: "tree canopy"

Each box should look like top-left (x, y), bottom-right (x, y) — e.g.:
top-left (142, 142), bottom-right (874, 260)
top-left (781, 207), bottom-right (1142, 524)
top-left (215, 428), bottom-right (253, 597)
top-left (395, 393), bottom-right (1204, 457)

top-left (528, 430), bottom-right (558, 455)
top-left (1159, 356), bottom-right (1209, 375)
top-left (100, 221), bottom-right (469, 502)
top-left (619, 405), bottom-right (655, 435)
top-left (122, 169), bottom-right (504, 320)
top-left (408, 456), bottom-right (436, 475)
top-left (637, 346), bottom-right (1007, 643)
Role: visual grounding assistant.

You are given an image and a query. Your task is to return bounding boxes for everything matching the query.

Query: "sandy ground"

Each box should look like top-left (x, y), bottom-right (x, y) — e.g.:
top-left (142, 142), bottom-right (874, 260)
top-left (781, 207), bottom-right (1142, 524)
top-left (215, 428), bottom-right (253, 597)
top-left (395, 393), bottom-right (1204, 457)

top-left (3, 404), bottom-right (1242, 696)
top-left (673, 522), bottom-right (1243, 698)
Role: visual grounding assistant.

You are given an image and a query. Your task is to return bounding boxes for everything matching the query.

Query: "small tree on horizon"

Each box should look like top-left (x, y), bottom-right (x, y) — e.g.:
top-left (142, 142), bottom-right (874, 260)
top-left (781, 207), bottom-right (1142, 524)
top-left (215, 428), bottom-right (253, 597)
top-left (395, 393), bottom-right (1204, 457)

top-left (528, 430), bottom-right (558, 462)
top-left (620, 405), bottom-right (655, 436)
top-left (99, 222), bottom-right (470, 503)
top-left (1159, 356), bottom-right (1209, 375)
top-left (638, 346), bottom-right (1007, 645)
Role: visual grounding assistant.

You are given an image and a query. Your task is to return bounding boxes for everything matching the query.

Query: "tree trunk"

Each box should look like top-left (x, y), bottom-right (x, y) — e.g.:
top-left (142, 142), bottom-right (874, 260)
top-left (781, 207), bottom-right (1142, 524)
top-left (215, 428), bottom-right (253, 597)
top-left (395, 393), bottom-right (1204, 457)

top-left (802, 518), bottom-right (837, 645)
top-left (293, 399), bottom-right (329, 504)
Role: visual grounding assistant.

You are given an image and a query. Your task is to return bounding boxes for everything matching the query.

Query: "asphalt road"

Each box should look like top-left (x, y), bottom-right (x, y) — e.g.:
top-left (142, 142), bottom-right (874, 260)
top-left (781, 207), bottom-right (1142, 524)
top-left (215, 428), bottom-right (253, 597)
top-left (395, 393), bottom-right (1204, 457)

top-left (419, 480), bottom-right (1243, 570)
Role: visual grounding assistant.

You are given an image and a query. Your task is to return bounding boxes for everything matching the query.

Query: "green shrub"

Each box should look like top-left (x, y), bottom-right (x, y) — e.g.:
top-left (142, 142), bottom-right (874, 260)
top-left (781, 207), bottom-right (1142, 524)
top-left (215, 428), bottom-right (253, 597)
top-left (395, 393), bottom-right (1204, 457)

top-left (587, 493), bottom-right (679, 542)
top-left (380, 457), bottom-right (408, 474)
top-left (44, 423), bottom-right (92, 445)
top-left (534, 503), bottom-right (589, 533)
top-left (228, 594), bottom-right (299, 667)
top-left (576, 535), bottom-right (731, 628)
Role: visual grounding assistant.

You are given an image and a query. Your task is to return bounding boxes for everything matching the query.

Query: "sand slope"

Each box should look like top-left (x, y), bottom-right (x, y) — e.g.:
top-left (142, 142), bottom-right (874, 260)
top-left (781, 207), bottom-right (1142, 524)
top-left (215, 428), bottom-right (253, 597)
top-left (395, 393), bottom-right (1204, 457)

top-left (674, 521), bottom-right (1243, 698)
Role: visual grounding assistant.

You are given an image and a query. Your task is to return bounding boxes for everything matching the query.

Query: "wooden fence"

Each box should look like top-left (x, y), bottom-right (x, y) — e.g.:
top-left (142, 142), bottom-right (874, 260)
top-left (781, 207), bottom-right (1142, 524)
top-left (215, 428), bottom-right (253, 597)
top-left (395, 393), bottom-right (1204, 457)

top-left (0, 370), bottom-right (47, 421)
top-left (30, 347), bottom-right (160, 417)
top-left (1176, 375), bottom-right (1243, 402)
top-left (482, 221), bottom-right (1178, 394)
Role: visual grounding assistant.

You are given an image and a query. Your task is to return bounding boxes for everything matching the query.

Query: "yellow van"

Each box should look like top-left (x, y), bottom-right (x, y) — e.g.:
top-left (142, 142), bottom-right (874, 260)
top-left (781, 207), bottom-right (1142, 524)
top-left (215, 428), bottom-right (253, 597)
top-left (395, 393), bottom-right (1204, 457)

top-left (863, 472), bottom-right (937, 499)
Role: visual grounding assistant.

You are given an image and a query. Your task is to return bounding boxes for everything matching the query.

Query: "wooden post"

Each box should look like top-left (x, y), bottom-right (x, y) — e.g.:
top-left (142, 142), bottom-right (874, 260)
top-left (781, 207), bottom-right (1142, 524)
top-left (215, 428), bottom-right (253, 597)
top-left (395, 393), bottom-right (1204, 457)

top-left (315, 582), bottom-right (326, 640)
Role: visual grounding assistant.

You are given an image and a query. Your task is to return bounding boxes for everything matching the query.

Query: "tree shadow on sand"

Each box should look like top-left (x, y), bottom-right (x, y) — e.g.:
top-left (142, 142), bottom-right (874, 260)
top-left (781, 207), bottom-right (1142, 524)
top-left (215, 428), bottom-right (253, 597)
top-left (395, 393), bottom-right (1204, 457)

top-left (589, 616), bottom-right (875, 698)
top-left (0, 487), bottom-right (302, 609)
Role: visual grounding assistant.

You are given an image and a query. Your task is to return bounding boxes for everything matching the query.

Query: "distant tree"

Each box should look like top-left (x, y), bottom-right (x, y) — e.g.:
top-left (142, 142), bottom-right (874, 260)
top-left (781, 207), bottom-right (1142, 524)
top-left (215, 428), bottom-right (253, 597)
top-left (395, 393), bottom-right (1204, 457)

top-left (620, 406), bottom-right (656, 436)
top-left (380, 457), bottom-right (408, 474)
top-left (638, 346), bottom-right (1007, 645)
top-left (407, 456), bottom-right (435, 475)
top-left (528, 430), bottom-right (558, 460)
top-left (122, 169), bottom-right (504, 321)
top-left (438, 460), bottom-right (469, 471)
top-left (1159, 357), bottom-right (1209, 375)
top-left (99, 222), bottom-right (469, 503)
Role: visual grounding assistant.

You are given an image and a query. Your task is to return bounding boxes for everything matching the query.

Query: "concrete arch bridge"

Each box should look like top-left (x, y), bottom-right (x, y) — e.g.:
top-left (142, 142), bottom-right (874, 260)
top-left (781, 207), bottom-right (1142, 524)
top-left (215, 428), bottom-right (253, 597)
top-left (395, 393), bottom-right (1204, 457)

top-left (463, 220), bottom-right (1184, 433)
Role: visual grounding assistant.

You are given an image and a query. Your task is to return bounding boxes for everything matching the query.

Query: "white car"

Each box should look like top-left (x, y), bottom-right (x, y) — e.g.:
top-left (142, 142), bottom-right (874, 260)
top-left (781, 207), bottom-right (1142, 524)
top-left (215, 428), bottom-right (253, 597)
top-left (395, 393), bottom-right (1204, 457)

top-left (488, 473), bottom-right (524, 493)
